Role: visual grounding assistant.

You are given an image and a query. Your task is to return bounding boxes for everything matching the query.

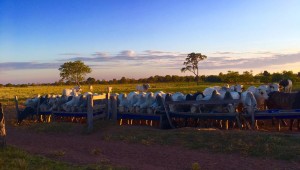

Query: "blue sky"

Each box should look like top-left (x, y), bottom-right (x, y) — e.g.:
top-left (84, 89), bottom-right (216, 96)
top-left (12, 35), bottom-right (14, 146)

top-left (1, 0), bottom-right (300, 84)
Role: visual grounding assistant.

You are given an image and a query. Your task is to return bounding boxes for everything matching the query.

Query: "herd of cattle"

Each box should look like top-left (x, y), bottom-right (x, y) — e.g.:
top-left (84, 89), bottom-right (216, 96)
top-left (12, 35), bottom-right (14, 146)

top-left (18, 79), bottom-right (300, 125)
top-left (117, 79), bottom-right (297, 115)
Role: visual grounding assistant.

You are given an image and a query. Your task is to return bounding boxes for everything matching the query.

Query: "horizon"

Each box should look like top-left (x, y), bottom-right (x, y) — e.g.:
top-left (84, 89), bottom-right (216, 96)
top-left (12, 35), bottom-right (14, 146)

top-left (1, 0), bottom-right (300, 84)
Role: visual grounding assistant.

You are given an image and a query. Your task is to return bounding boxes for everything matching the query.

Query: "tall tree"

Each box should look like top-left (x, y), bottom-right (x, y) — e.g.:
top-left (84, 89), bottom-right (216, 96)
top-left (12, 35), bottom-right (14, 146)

top-left (181, 52), bottom-right (207, 85)
top-left (59, 60), bottom-right (92, 85)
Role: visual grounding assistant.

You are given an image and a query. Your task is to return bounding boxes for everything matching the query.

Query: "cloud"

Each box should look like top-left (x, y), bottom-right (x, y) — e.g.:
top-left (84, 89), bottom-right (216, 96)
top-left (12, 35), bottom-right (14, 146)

top-left (0, 62), bottom-right (60, 71)
top-left (201, 52), bottom-right (300, 70)
top-left (118, 50), bottom-right (136, 57)
top-left (213, 51), bottom-right (280, 56)
top-left (59, 53), bottom-right (83, 56)
top-left (59, 49), bottom-right (185, 62)
top-left (1, 50), bottom-right (300, 74)
top-left (213, 51), bottom-right (240, 55)
top-left (91, 52), bottom-right (109, 57)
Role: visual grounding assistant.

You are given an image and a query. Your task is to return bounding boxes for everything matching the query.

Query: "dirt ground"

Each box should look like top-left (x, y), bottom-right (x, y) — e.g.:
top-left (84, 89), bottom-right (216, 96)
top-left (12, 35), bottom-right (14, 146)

top-left (3, 106), bottom-right (300, 170)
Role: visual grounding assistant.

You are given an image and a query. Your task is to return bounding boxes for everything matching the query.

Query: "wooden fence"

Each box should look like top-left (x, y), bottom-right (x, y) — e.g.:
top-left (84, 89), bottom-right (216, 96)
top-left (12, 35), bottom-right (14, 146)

top-left (15, 94), bottom-right (108, 132)
top-left (163, 99), bottom-right (243, 129)
top-left (247, 109), bottom-right (300, 131)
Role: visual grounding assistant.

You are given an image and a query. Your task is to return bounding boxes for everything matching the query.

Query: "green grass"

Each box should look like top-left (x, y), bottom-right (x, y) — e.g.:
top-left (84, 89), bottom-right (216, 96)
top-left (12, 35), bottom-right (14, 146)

top-left (1, 119), bottom-right (300, 170)
top-left (16, 119), bottom-right (300, 161)
top-left (98, 121), bottom-right (300, 161)
top-left (0, 146), bottom-right (127, 170)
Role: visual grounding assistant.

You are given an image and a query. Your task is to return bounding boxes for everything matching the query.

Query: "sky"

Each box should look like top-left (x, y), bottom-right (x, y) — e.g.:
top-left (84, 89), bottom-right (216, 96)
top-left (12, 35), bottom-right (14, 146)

top-left (0, 0), bottom-right (300, 84)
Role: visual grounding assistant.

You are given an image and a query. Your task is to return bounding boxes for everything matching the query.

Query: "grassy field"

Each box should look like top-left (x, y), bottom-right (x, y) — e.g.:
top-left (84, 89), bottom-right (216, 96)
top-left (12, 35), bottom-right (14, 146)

top-left (0, 146), bottom-right (126, 170)
top-left (1, 120), bottom-right (300, 170)
top-left (1, 82), bottom-right (300, 104)
top-left (5, 120), bottom-right (300, 162)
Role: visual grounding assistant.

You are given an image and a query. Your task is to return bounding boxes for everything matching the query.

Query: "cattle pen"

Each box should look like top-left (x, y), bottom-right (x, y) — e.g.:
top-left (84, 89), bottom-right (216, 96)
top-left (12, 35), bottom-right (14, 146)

top-left (13, 89), bottom-right (300, 132)
top-left (15, 93), bottom-right (109, 132)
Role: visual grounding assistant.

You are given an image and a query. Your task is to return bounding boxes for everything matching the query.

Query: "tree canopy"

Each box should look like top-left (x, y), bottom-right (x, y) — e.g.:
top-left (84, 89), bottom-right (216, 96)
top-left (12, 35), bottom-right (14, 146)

top-left (181, 52), bottom-right (207, 85)
top-left (58, 60), bottom-right (92, 85)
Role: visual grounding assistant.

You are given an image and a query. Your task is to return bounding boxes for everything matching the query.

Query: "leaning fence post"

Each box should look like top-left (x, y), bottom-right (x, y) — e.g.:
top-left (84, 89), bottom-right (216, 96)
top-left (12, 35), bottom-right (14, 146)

top-left (0, 103), bottom-right (6, 148)
top-left (87, 94), bottom-right (93, 132)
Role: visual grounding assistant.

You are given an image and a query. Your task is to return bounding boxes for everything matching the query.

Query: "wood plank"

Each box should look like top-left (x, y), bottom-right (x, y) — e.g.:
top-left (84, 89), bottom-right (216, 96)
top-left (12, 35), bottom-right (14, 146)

top-left (92, 94), bottom-right (107, 100)
top-left (166, 99), bottom-right (241, 105)
top-left (168, 112), bottom-right (238, 120)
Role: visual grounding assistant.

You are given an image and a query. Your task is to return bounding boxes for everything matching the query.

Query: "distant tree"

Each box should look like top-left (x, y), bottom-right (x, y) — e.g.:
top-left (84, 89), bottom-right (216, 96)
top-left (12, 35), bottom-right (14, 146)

top-left (5, 83), bottom-right (13, 87)
top-left (172, 75), bottom-right (181, 82)
top-left (271, 73), bottom-right (283, 82)
top-left (165, 75), bottom-right (172, 82)
top-left (205, 75), bottom-right (221, 82)
top-left (240, 71), bottom-right (254, 83)
top-left (282, 70), bottom-right (297, 81)
top-left (181, 52), bottom-right (207, 85)
top-left (86, 77), bottom-right (96, 84)
top-left (119, 77), bottom-right (128, 84)
top-left (263, 70), bottom-right (271, 77)
top-left (222, 71), bottom-right (239, 83)
top-left (58, 60), bottom-right (91, 85)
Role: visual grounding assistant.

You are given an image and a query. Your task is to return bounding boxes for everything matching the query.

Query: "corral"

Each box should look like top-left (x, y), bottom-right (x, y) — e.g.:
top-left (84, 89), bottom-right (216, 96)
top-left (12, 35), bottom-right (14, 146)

top-left (1, 83), bottom-right (300, 169)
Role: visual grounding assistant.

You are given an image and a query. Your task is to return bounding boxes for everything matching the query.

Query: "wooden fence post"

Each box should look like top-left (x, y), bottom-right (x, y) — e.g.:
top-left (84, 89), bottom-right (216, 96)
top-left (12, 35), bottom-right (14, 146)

top-left (106, 87), bottom-right (112, 119)
top-left (87, 95), bottom-right (93, 132)
top-left (110, 95), bottom-right (118, 121)
top-left (0, 103), bottom-right (6, 148)
top-left (14, 96), bottom-right (20, 120)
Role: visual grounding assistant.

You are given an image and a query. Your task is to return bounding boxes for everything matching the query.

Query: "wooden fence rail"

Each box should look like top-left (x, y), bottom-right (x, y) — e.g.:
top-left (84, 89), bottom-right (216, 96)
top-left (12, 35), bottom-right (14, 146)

top-left (163, 99), bottom-right (243, 130)
top-left (15, 94), bottom-right (108, 132)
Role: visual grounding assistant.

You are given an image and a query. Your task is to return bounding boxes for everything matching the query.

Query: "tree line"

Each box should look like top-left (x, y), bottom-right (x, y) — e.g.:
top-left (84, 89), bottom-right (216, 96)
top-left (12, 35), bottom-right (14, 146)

top-left (1, 70), bottom-right (299, 87)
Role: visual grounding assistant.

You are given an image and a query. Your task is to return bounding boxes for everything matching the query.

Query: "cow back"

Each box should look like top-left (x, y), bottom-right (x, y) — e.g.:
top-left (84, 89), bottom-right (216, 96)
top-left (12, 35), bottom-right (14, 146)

top-left (266, 91), bottom-right (297, 109)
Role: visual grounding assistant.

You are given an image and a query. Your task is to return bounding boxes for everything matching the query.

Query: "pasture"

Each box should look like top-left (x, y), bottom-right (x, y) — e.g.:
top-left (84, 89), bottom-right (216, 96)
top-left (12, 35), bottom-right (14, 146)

top-left (1, 82), bottom-right (300, 104)
top-left (1, 82), bottom-right (300, 169)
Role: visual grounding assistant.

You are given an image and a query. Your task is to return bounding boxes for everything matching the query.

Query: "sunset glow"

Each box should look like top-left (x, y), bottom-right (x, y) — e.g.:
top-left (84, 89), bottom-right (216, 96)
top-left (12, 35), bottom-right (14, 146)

top-left (1, 0), bottom-right (299, 84)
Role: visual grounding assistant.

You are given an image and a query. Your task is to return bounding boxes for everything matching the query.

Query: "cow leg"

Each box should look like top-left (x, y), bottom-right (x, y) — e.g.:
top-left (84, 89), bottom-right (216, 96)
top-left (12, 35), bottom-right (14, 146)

top-left (297, 119), bottom-right (300, 131)
top-left (219, 120), bottom-right (223, 129)
top-left (281, 119), bottom-right (288, 127)
top-left (289, 119), bottom-right (294, 131)
top-left (277, 119), bottom-right (281, 132)
top-left (272, 118), bottom-right (276, 126)
top-left (255, 120), bottom-right (259, 130)
top-left (225, 120), bottom-right (229, 130)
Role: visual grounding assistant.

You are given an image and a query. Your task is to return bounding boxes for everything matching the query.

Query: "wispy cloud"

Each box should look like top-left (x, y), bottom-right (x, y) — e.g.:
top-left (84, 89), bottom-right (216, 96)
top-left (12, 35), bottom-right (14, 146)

top-left (0, 62), bottom-right (60, 71)
top-left (201, 52), bottom-right (300, 69)
top-left (213, 51), bottom-right (281, 56)
top-left (1, 50), bottom-right (300, 73)
top-left (91, 52), bottom-right (109, 57)
top-left (59, 53), bottom-right (83, 56)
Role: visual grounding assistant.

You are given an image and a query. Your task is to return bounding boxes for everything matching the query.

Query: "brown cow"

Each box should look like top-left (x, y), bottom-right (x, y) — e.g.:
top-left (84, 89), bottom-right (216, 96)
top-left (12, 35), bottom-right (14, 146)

top-left (266, 91), bottom-right (300, 130)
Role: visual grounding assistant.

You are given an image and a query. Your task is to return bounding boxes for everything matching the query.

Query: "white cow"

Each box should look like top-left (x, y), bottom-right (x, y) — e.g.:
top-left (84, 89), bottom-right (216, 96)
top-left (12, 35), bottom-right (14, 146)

top-left (136, 84), bottom-right (150, 92)
top-left (62, 86), bottom-right (82, 97)
top-left (243, 85), bottom-right (269, 110)
top-left (230, 84), bottom-right (243, 93)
